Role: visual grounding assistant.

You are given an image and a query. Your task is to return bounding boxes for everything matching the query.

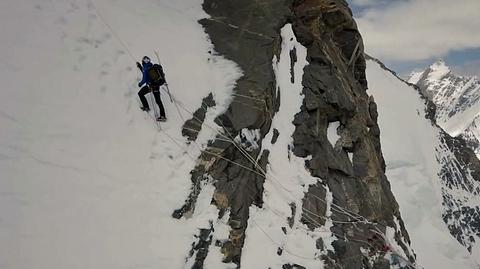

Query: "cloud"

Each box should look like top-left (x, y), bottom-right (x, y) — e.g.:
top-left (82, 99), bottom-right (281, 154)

top-left (350, 0), bottom-right (382, 6)
top-left (355, 0), bottom-right (480, 61)
top-left (350, 0), bottom-right (389, 7)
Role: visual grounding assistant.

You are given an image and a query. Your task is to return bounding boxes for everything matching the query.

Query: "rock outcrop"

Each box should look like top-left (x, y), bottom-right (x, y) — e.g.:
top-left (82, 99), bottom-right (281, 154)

top-left (174, 1), bottom-right (415, 268)
top-left (289, 1), bottom-right (412, 268)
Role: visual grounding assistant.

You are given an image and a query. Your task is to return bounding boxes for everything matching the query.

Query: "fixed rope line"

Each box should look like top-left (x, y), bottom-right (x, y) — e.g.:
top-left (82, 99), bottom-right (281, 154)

top-left (168, 91), bottom-right (385, 226)
top-left (231, 93), bottom-right (266, 102)
top-left (164, 91), bottom-right (406, 263)
top-left (169, 93), bottom-right (388, 231)
top-left (158, 104), bottom-right (400, 264)
top-left (84, 3), bottom-right (406, 263)
top-left (158, 128), bottom-right (199, 163)
top-left (251, 218), bottom-right (321, 260)
top-left (89, 0), bottom-right (136, 62)
top-left (169, 94), bottom-right (264, 174)
top-left (162, 98), bottom-right (343, 231)
top-left (204, 17), bottom-right (275, 41)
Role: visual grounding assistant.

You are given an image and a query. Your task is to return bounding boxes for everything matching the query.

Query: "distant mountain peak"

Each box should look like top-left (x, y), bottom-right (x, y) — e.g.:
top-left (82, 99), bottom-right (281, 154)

top-left (426, 58), bottom-right (451, 81)
top-left (407, 59), bottom-right (451, 85)
top-left (432, 58), bottom-right (447, 66)
top-left (411, 58), bottom-right (480, 139)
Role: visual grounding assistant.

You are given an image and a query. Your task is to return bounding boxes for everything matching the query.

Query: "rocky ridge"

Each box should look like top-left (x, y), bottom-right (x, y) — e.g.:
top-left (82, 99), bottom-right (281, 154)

top-left (174, 1), bottom-right (415, 268)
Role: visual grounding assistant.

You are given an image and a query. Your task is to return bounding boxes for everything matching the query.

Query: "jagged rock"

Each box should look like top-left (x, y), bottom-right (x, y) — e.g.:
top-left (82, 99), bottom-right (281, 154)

top-left (271, 128), bottom-right (280, 144)
top-left (373, 259), bottom-right (390, 269)
top-left (282, 263), bottom-right (306, 269)
top-left (301, 183), bottom-right (327, 229)
top-left (182, 93), bottom-right (216, 141)
top-left (188, 224), bottom-right (214, 269)
top-left (192, 0), bottom-right (292, 264)
top-left (290, 0), bottom-right (413, 267)
top-left (176, 0), bottom-right (414, 267)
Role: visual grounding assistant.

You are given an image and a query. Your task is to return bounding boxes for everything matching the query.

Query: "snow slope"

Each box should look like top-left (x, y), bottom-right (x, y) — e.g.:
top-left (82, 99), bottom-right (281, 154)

top-left (0, 0), bottom-right (242, 268)
top-left (4, 1), bottom-right (478, 268)
top-left (366, 59), bottom-right (480, 268)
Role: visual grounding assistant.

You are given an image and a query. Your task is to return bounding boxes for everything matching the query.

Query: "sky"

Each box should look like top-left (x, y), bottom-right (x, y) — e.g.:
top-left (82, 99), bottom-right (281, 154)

top-left (347, 0), bottom-right (480, 78)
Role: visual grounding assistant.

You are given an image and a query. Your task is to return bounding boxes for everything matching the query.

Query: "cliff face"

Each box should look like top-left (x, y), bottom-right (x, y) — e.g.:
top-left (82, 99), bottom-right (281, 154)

top-left (289, 1), bottom-right (413, 267)
top-left (174, 0), bottom-right (415, 268)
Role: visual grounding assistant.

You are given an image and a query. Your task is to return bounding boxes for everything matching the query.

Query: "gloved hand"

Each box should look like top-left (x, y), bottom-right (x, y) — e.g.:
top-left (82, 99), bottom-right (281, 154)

top-left (136, 62), bottom-right (142, 70)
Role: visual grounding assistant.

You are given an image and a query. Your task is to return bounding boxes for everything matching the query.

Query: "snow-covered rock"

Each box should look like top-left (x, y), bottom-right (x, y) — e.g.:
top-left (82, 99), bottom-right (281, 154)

top-left (409, 59), bottom-right (480, 157)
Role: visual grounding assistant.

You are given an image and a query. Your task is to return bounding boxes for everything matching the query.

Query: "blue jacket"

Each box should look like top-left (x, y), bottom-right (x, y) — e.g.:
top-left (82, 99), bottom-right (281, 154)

top-left (138, 62), bottom-right (153, 87)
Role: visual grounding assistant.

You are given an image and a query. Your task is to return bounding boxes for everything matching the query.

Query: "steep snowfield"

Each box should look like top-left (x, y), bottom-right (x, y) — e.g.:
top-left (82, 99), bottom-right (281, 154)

top-left (367, 60), bottom-right (480, 268)
top-left (0, 0), bottom-right (241, 268)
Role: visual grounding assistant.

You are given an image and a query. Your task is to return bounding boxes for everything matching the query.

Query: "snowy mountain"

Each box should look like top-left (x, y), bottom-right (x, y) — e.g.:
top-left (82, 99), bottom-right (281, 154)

top-left (367, 57), bottom-right (480, 267)
top-left (2, 0), bottom-right (479, 268)
top-left (409, 60), bottom-right (480, 156)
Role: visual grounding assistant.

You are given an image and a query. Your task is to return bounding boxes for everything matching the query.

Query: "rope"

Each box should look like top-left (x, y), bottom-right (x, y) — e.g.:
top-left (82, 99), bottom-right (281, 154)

top-left (204, 17), bottom-right (275, 41)
top-left (89, 0), bottom-right (137, 62)
top-left (168, 92), bottom-right (382, 226)
top-left (167, 93), bottom-right (392, 232)
top-left (251, 218), bottom-right (321, 260)
top-left (151, 94), bottom-right (411, 265)
top-left (81, 3), bottom-right (405, 263)
top-left (157, 127), bottom-right (199, 164)
top-left (231, 93), bottom-right (267, 103)
top-left (172, 93), bottom-right (419, 265)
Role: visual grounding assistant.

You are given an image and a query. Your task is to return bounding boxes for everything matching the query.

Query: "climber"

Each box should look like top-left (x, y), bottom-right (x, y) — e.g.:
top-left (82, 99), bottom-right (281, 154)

top-left (136, 56), bottom-right (167, 122)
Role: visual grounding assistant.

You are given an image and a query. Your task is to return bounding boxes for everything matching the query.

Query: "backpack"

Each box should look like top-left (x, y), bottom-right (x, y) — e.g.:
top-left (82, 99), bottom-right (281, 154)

top-left (147, 64), bottom-right (165, 85)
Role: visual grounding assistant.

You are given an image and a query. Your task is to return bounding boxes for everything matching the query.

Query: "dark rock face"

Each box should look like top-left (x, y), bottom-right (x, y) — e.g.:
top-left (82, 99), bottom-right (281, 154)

top-left (175, 0), bottom-right (292, 265)
top-left (174, 0), bottom-right (415, 267)
top-left (197, 0), bottom-right (292, 264)
top-left (188, 224), bottom-right (214, 269)
top-left (182, 93), bottom-right (216, 141)
top-left (290, 0), bottom-right (412, 267)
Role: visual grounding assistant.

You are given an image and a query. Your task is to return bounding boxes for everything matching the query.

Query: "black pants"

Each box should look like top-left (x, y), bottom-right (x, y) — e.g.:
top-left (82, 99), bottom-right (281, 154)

top-left (138, 84), bottom-right (166, 117)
